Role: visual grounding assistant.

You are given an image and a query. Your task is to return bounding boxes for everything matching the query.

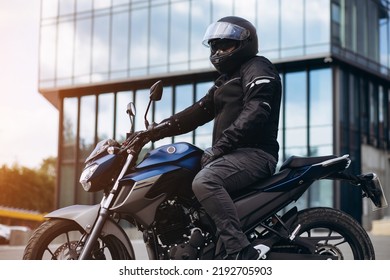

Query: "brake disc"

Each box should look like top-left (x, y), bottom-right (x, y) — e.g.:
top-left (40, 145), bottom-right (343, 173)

top-left (52, 241), bottom-right (83, 260)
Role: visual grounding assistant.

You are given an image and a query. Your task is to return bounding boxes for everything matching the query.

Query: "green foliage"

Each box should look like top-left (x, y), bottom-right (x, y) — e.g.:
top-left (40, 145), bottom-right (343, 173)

top-left (0, 157), bottom-right (56, 213)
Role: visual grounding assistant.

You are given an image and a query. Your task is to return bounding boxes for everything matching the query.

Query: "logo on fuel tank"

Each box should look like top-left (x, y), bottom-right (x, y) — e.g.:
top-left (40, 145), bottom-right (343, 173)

top-left (166, 146), bottom-right (176, 154)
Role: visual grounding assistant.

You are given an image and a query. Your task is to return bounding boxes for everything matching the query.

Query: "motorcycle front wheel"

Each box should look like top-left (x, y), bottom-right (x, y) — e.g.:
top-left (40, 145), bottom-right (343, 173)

top-left (271, 207), bottom-right (375, 260)
top-left (23, 218), bottom-right (133, 260)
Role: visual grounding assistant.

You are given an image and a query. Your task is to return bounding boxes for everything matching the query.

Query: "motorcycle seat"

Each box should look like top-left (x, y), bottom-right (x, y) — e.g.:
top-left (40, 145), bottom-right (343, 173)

top-left (231, 168), bottom-right (291, 200)
top-left (279, 155), bottom-right (337, 171)
top-left (231, 155), bottom-right (338, 200)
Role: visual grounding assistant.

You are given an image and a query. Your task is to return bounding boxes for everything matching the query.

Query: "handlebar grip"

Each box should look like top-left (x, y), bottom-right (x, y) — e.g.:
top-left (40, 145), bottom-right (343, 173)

top-left (149, 120), bottom-right (172, 141)
top-left (153, 120), bottom-right (170, 130)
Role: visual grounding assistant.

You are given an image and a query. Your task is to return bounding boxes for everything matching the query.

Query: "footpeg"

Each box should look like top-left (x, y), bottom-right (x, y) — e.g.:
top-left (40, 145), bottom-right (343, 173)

top-left (253, 244), bottom-right (270, 259)
top-left (289, 224), bottom-right (301, 241)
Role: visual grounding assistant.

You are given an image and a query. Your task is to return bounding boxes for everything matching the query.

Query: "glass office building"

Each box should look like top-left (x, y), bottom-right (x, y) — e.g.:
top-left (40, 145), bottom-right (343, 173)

top-left (39, 0), bottom-right (390, 224)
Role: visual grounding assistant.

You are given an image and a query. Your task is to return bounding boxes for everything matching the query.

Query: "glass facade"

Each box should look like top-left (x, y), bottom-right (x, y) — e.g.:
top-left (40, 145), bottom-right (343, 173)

top-left (39, 1), bottom-right (390, 220)
top-left (39, 0), bottom-right (333, 88)
top-left (331, 0), bottom-right (390, 76)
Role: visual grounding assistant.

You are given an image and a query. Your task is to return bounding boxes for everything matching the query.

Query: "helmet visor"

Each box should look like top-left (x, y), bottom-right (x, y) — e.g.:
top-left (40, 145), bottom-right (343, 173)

top-left (202, 22), bottom-right (250, 46)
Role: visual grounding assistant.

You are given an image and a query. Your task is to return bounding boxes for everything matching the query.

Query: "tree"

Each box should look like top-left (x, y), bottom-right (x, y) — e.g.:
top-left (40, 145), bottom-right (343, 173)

top-left (0, 157), bottom-right (56, 213)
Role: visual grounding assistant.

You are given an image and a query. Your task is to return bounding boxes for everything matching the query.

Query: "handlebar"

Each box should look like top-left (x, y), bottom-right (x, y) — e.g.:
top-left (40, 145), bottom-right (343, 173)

top-left (148, 120), bottom-right (171, 131)
top-left (120, 120), bottom-right (171, 154)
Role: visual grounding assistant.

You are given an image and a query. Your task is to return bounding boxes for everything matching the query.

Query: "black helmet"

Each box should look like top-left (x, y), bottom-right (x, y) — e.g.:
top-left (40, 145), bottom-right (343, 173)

top-left (202, 16), bottom-right (258, 74)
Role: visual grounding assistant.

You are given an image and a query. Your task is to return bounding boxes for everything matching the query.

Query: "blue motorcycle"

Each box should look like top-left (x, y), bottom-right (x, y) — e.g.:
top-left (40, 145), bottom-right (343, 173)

top-left (23, 81), bottom-right (387, 260)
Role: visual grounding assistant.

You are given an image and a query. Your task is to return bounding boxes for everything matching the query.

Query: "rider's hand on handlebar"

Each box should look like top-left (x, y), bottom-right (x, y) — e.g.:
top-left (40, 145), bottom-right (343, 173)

top-left (149, 121), bottom-right (171, 142)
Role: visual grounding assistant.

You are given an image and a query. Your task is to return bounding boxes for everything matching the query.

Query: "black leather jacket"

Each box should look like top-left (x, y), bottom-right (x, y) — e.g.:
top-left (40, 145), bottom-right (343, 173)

top-left (162, 56), bottom-right (282, 161)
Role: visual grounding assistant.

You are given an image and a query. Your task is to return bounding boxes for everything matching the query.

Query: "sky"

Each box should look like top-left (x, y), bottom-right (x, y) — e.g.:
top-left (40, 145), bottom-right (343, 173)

top-left (0, 0), bottom-right (58, 168)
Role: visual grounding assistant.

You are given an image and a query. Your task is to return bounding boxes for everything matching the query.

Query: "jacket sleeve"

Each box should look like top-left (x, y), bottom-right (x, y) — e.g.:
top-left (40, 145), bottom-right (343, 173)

top-left (156, 87), bottom-right (215, 139)
top-left (213, 71), bottom-right (281, 154)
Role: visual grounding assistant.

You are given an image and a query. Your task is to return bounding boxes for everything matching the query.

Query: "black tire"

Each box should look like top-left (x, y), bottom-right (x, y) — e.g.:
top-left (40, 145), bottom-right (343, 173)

top-left (283, 207), bottom-right (375, 260)
top-left (23, 218), bottom-right (133, 260)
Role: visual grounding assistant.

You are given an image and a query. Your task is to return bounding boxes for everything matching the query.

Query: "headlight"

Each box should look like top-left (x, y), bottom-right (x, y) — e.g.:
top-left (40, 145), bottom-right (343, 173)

top-left (80, 164), bottom-right (99, 191)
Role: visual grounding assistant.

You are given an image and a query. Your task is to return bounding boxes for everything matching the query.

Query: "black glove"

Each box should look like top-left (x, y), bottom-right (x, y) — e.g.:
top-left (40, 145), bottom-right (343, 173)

top-left (149, 120), bottom-right (171, 142)
top-left (201, 147), bottom-right (223, 168)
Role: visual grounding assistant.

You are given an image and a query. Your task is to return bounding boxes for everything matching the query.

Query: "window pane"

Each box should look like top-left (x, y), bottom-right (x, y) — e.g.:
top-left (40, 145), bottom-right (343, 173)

top-left (281, 0), bottom-right (304, 56)
top-left (285, 71), bottom-right (307, 157)
top-left (77, 0), bottom-right (93, 12)
top-left (212, 0), bottom-right (233, 21)
top-left (190, 0), bottom-right (211, 68)
top-left (92, 15), bottom-right (110, 82)
top-left (195, 82), bottom-right (213, 149)
top-left (97, 93), bottom-right (114, 141)
top-left (59, 0), bottom-right (74, 16)
top-left (57, 21), bottom-right (74, 83)
top-left (111, 11), bottom-right (130, 78)
top-left (367, 1), bottom-right (379, 62)
top-left (379, 15), bottom-right (389, 72)
top-left (150, 5), bottom-right (168, 72)
top-left (63, 97), bottom-right (78, 161)
top-left (174, 84), bottom-right (193, 143)
top-left (305, 0), bottom-right (330, 54)
top-left (234, 0), bottom-right (256, 24)
top-left (79, 95), bottom-right (96, 160)
top-left (378, 86), bottom-right (385, 145)
top-left (116, 91), bottom-right (133, 142)
top-left (130, 8), bottom-right (148, 75)
top-left (369, 83), bottom-right (378, 145)
top-left (356, 0), bottom-right (367, 56)
top-left (113, 0), bottom-right (130, 6)
top-left (360, 79), bottom-right (369, 137)
top-left (94, 0), bottom-right (111, 10)
top-left (257, 0), bottom-right (280, 58)
top-left (41, 0), bottom-right (58, 18)
top-left (169, 1), bottom-right (190, 71)
top-left (74, 18), bottom-right (92, 83)
top-left (309, 70), bottom-right (332, 123)
top-left (310, 68), bottom-right (332, 155)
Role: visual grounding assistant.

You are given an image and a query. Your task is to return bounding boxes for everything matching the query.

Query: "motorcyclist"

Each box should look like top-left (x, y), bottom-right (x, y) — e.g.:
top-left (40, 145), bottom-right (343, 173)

top-left (151, 16), bottom-right (282, 260)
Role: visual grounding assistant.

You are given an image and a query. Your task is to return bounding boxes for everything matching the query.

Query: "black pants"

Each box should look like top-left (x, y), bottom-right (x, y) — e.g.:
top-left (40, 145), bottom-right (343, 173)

top-left (192, 148), bottom-right (276, 255)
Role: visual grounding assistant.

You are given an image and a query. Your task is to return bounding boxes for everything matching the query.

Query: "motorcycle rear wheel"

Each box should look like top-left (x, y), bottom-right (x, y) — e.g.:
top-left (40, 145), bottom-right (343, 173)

top-left (23, 218), bottom-right (133, 260)
top-left (272, 207), bottom-right (375, 260)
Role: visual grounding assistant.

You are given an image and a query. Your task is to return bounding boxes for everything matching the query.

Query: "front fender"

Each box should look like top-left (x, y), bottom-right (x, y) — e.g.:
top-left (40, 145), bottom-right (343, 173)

top-left (45, 204), bottom-right (100, 233)
top-left (45, 204), bottom-right (135, 259)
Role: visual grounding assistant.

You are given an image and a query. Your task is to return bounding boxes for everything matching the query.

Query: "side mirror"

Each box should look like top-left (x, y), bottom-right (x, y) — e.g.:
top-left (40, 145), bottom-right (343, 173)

top-left (126, 102), bottom-right (136, 133)
top-left (149, 80), bottom-right (163, 101)
top-left (144, 80), bottom-right (163, 129)
top-left (126, 102), bottom-right (136, 117)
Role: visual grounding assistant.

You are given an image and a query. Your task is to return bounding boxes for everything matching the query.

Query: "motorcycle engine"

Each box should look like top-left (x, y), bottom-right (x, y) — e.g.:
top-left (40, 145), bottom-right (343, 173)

top-left (154, 201), bottom-right (206, 260)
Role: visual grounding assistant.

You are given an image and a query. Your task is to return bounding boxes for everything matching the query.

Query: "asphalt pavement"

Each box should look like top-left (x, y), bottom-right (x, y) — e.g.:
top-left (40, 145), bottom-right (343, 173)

top-left (369, 218), bottom-right (390, 260)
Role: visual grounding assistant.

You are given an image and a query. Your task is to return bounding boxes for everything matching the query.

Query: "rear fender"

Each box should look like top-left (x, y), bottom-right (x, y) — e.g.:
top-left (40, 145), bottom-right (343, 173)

top-left (45, 205), bottom-right (135, 258)
top-left (280, 206), bottom-right (298, 227)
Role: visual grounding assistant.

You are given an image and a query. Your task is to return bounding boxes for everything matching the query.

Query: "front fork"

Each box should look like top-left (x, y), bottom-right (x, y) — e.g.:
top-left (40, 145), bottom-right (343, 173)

top-left (78, 208), bottom-right (110, 259)
top-left (78, 152), bottom-right (135, 260)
